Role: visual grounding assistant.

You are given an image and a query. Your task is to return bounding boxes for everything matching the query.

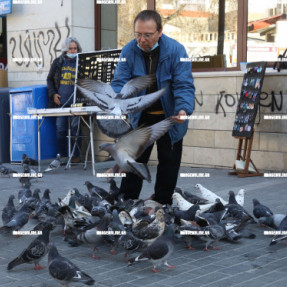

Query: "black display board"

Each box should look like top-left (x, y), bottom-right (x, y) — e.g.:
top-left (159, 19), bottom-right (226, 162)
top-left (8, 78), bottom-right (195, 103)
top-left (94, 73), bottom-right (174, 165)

top-left (74, 49), bottom-right (122, 106)
top-left (232, 62), bottom-right (267, 138)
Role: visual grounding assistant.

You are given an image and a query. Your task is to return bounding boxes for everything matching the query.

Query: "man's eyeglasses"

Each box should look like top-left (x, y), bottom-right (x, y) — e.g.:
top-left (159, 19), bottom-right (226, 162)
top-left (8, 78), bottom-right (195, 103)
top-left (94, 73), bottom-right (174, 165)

top-left (134, 31), bottom-right (158, 39)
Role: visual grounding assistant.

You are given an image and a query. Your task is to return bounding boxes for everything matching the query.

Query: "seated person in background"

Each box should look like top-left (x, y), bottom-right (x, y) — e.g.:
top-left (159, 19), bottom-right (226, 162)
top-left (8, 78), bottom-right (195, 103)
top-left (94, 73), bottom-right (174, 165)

top-left (47, 37), bottom-right (82, 163)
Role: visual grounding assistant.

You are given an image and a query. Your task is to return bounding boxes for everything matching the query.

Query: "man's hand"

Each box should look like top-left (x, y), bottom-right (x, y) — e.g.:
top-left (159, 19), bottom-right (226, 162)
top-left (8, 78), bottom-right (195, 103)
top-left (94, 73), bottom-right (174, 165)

top-left (53, 93), bottom-right (61, 106)
top-left (172, 110), bottom-right (187, 124)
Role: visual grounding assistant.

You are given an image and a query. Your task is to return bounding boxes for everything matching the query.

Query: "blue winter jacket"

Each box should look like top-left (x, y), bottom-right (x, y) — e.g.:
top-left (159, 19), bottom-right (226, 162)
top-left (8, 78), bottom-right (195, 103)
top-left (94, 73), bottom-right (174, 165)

top-left (111, 33), bottom-right (195, 144)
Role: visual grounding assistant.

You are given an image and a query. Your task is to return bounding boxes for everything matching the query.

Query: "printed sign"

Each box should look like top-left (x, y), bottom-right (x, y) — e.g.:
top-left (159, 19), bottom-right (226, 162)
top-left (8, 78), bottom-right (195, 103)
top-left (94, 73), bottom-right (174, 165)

top-left (74, 49), bottom-right (122, 106)
top-left (232, 61), bottom-right (267, 138)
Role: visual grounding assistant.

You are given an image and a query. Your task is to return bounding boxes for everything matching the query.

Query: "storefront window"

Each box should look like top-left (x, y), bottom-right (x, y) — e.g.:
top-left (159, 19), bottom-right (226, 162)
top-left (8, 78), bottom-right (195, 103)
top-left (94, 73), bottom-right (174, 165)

top-left (247, 0), bottom-right (287, 62)
top-left (117, 0), bottom-right (147, 48)
top-left (155, 0), bottom-right (238, 68)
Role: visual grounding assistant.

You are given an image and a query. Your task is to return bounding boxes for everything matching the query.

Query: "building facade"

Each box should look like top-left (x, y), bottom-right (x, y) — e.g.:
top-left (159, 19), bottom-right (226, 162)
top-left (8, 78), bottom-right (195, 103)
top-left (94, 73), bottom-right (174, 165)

top-left (1, 0), bottom-right (286, 171)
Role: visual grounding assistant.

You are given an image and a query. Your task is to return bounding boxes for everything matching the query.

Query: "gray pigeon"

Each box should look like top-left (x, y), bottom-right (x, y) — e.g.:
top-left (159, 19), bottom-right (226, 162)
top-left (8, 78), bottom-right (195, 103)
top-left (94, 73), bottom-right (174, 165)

top-left (76, 214), bottom-right (112, 259)
top-left (48, 243), bottom-right (95, 286)
top-left (258, 214), bottom-right (286, 230)
top-left (131, 209), bottom-right (165, 245)
top-left (128, 225), bottom-right (175, 272)
top-left (0, 202), bottom-right (31, 232)
top-left (7, 222), bottom-right (52, 270)
top-left (270, 214), bottom-right (287, 246)
top-left (21, 153), bottom-right (38, 166)
top-left (77, 74), bottom-right (156, 99)
top-left (95, 112), bottom-right (133, 138)
top-left (196, 224), bottom-right (227, 250)
top-left (99, 118), bottom-right (174, 182)
top-left (2, 195), bottom-right (17, 225)
top-left (0, 163), bottom-right (17, 177)
top-left (76, 83), bottom-right (166, 116)
top-left (252, 198), bottom-right (273, 219)
top-left (44, 154), bottom-right (61, 173)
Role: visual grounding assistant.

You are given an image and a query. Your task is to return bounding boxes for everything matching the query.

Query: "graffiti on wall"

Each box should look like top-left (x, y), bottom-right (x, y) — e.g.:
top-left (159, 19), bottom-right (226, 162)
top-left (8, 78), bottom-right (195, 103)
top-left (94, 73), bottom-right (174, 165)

top-left (194, 90), bottom-right (285, 116)
top-left (9, 17), bottom-right (70, 69)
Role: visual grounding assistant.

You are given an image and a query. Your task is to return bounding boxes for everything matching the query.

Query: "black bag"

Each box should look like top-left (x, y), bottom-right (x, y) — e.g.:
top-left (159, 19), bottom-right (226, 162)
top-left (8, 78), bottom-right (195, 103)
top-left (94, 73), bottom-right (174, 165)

top-left (273, 48), bottom-right (287, 72)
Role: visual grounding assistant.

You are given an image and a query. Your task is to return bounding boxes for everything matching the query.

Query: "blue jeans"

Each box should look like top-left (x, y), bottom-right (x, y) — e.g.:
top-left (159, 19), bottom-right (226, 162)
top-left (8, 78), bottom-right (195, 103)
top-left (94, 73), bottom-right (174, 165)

top-left (56, 116), bottom-right (81, 157)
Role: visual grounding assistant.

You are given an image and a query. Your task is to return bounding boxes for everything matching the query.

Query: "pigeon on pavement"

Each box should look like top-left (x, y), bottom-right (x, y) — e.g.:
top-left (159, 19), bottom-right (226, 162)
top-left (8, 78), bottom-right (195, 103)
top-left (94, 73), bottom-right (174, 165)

top-left (258, 214), bottom-right (286, 230)
top-left (172, 192), bottom-right (214, 213)
top-left (132, 209), bottom-right (165, 245)
top-left (174, 187), bottom-right (208, 204)
top-left (48, 243), bottom-right (95, 286)
top-left (7, 222), bottom-right (53, 270)
top-left (44, 154), bottom-right (61, 173)
top-left (0, 163), bottom-right (17, 177)
top-left (128, 224), bottom-right (175, 272)
top-left (235, 189), bottom-right (245, 206)
top-left (253, 198), bottom-right (273, 219)
top-left (2, 195), bottom-right (17, 225)
top-left (0, 202), bottom-right (31, 232)
top-left (194, 184), bottom-right (228, 205)
top-left (22, 153), bottom-right (38, 166)
top-left (270, 214), bottom-right (287, 246)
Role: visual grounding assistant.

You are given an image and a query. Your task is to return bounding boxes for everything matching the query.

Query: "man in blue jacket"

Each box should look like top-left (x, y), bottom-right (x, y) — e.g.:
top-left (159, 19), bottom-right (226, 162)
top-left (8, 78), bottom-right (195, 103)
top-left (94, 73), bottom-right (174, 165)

top-left (111, 10), bottom-right (195, 205)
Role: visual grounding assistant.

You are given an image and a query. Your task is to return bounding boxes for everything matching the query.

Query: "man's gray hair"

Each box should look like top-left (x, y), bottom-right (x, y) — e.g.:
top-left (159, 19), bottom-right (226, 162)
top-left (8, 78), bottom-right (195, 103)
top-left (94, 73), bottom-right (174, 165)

top-left (61, 37), bottom-right (82, 53)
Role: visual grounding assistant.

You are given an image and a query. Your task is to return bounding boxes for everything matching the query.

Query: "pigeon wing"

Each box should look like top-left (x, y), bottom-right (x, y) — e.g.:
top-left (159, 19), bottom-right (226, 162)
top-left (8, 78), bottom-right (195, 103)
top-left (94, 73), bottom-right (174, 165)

top-left (49, 257), bottom-right (78, 281)
top-left (96, 114), bottom-right (132, 138)
top-left (115, 127), bottom-right (151, 159)
top-left (119, 74), bottom-right (156, 99)
top-left (123, 87), bottom-right (166, 114)
top-left (144, 117), bottom-right (174, 148)
top-left (76, 85), bottom-right (112, 111)
top-left (77, 78), bottom-right (116, 98)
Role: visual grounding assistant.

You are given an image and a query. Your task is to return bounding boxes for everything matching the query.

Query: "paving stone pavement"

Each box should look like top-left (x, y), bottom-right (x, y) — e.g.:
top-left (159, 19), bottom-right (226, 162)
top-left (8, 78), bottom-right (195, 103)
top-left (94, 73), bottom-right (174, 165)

top-left (0, 163), bottom-right (287, 287)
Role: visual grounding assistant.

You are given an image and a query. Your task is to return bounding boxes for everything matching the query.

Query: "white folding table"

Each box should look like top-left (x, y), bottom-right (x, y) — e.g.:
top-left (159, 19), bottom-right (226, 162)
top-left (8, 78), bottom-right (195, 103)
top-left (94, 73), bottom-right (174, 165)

top-left (27, 106), bottom-right (101, 176)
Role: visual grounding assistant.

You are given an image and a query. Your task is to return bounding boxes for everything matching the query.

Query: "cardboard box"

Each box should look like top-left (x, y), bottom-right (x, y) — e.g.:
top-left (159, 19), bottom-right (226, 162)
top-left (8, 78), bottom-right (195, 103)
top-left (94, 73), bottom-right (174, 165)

top-left (0, 70), bottom-right (8, 87)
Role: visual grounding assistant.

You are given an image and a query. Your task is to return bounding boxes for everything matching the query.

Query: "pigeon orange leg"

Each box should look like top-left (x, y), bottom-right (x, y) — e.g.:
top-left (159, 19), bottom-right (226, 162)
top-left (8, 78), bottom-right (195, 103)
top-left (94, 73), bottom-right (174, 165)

top-left (34, 263), bottom-right (44, 270)
top-left (186, 245), bottom-right (195, 250)
top-left (92, 247), bottom-right (100, 259)
top-left (164, 261), bottom-right (176, 269)
top-left (152, 268), bottom-right (160, 273)
top-left (211, 246), bottom-right (220, 250)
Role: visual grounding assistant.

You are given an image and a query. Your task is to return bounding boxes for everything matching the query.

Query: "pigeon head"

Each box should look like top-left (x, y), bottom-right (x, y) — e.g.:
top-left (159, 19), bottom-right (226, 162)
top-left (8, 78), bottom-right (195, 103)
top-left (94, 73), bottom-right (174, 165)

top-left (73, 188), bottom-right (81, 196)
top-left (23, 181), bottom-right (32, 189)
top-left (194, 184), bottom-right (201, 189)
top-left (253, 198), bottom-right (260, 206)
top-left (99, 143), bottom-right (113, 153)
top-left (47, 243), bottom-right (59, 262)
top-left (174, 187), bottom-right (183, 195)
top-left (84, 181), bottom-right (92, 188)
top-left (23, 163), bottom-right (30, 173)
top-left (155, 209), bottom-right (165, 222)
top-left (237, 189), bottom-right (245, 196)
top-left (229, 190), bottom-right (235, 196)
top-left (33, 188), bottom-right (41, 196)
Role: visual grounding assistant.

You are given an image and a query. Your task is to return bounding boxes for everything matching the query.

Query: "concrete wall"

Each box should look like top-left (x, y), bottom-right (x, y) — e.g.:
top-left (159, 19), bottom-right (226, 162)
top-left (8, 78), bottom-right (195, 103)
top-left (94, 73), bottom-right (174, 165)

top-left (6, 0), bottom-right (94, 88)
top-left (94, 70), bottom-right (287, 172)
